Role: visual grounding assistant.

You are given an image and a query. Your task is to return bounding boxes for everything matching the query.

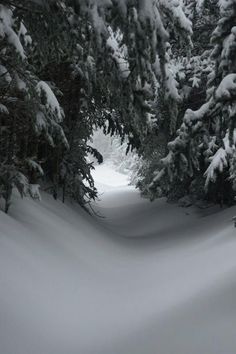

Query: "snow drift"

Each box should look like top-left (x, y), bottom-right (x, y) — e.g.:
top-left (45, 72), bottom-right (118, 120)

top-left (1, 165), bottom-right (236, 354)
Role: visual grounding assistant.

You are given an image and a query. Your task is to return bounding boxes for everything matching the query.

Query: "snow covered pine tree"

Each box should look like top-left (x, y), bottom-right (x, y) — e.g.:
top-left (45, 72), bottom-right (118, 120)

top-left (147, 1), bottom-right (236, 206)
top-left (0, 0), bottom-right (192, 211)
top-left (0, 3), bottom-right (68, 212)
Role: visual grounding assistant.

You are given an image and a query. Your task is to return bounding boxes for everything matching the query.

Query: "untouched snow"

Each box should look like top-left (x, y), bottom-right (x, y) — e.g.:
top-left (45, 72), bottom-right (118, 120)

top-left (1, 165), bottom-right (236, 354)
top-left (92, 164), bottom-right (131, 192)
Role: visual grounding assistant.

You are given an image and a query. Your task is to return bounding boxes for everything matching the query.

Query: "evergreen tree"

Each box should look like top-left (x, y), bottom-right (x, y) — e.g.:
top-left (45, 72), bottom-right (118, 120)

top-left (0, 3), bottom-right (68, 212)
top-left (151, 0), bottom-right (236, 205)
top-left (0, 0), bottom-right (192, 211)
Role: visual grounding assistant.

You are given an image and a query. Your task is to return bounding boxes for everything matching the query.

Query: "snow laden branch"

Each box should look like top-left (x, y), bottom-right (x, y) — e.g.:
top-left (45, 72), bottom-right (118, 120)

top-left (0, 5), bottom-right (25, 58)
top-left (0, 3), bottom-right (69, 211)
top-left (36, 81), bottom-right (64, 123)
top-left (146, 0), bottom-right (236, 204)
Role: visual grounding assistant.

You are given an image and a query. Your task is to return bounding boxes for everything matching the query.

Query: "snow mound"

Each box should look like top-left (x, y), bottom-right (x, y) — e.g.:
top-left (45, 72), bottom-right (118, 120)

top-left (1, 166), bottom-right (236, 354)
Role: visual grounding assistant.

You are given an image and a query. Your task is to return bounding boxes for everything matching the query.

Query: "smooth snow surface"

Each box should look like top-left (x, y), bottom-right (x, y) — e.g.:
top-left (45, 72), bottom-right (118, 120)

top-left (92, 164), bottom-right (131, 191)
top-left (1, 164), bottom-right (236, 354)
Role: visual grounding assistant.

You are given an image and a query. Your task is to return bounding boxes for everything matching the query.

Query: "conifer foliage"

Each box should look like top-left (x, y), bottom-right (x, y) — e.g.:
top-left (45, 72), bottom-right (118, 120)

top-left (0, 0), bottom-right (192, 212)
top-left (138, 0), bottom-right (236, 206)
top-left (156, 0), bottom-right (236, 205)
top-left (1, 0), bottom-right (236, 211)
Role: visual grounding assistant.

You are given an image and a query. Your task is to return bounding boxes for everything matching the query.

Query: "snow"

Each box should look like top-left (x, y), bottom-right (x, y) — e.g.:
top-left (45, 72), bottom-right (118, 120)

top-left (219, 0), bottom-right (236, 13)
top-left (15, 73), bottom-right (27, 92)
top-left (26, 158), bottom-right (44, 176)
top-left (36, 81), bottom-right (64, 122)
top-left (18, 22), bottom-right (32, 46)
top-left (215, 73), bottom-right (236, 100)
top-left (92, 164), bottom-right (130, 192)
top-left (160, 0), bottom-right (192, 35)
top-left (0, 103), bottom-right (9, 114)
top-left (196, 0), bottom-right (205, 11)
top-left (107, 30), bottom-right (130, 79)
top-left (1, 164), bottom-right (236, 353)
top-left (204, 130), bottom-right (236, 186)
top-left (165, 63), bottom-right (181, 101)
top-left (35, 110), bottom-right (47, 132)
top-left (184, 99), bottom-right (212, 125)
top-left (204, 147), bottom-right (228, 185)
top-left (0, 5), bottom-right (26, 59)
top-left (0, 64), bottom-right (12, 84)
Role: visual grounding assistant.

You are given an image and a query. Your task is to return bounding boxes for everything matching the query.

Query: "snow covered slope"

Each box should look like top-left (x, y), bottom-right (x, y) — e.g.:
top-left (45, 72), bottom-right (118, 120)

top-left (1, 165), bottom-right (236, 354)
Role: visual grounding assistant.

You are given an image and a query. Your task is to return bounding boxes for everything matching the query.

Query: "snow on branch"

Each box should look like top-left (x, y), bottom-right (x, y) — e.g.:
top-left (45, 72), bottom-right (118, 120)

top-left (204, 147), bottom-right (228, 186)
top-left (0, 5), bottom-right (26, 59)
top-left (215, 74), bottom-right (236, 101)
top-left (204, 130), bottom-right (236, 187)
top-left (160, 0), bottom-right (192, 35)
top-left (36, 81), bottom-right (64, 123)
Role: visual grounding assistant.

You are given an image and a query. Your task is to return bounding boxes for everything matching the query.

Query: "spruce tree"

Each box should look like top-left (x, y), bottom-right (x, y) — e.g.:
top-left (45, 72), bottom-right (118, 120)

top-left (0, 0), bottom-right (193, 211)
top-left (153, 0), bottom-right (236, 205)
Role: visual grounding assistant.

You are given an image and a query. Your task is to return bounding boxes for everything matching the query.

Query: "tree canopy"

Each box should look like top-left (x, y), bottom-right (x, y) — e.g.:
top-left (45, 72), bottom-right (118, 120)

top-left (1, 0), bottom-right (236, 211)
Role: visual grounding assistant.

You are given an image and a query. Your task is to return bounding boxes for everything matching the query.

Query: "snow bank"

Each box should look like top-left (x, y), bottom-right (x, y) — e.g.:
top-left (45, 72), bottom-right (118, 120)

top-left (1, 165), bottom-right (236, 354)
